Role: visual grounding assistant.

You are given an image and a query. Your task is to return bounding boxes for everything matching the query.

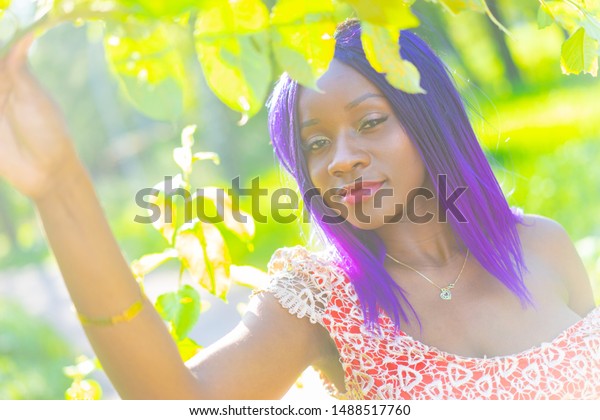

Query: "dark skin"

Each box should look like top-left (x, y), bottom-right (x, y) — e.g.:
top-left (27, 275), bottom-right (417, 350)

top-left (299, 60), bottom-right (596, 387)
top-left (1, 37), bottom-right (595, 398)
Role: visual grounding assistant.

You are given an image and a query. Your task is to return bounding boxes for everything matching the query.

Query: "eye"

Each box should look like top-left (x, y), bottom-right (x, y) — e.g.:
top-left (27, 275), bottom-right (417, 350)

top-left (301, 137), bottom-right (330, 152)
top-left (358, 115), bottom-right (388, 133)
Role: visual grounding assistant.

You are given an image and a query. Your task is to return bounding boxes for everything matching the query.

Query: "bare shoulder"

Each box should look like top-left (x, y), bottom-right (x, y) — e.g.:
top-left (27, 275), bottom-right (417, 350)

top-left (241, 291), bottom-right (332, 360)
top-left (517, 214), bottom-right (570, 245)
top-left (186, 245), bottom-right (343, 398)
top-left (517, 214), bottom-right (596, 316)
top-left (185, 291), bottom-right (331, 399)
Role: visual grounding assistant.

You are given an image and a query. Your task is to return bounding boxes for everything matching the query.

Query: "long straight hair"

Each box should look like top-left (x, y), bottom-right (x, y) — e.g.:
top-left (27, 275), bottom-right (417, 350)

top-left (267, 19), bottom-right (531, 331)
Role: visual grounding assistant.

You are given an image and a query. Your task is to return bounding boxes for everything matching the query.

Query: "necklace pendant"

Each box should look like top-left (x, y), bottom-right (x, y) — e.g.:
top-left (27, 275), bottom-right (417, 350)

top-left (440, 288), bottom-right (452, 300)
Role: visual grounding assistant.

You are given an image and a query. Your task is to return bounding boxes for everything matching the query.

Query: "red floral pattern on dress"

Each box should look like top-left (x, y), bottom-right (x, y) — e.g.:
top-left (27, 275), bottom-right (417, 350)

top-left (264, 246), bottom-right (600, 400)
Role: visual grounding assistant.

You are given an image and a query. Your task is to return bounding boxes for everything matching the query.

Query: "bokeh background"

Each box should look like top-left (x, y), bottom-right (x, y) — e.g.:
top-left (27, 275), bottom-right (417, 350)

top-left (1, 0), bottom-right (599, 399)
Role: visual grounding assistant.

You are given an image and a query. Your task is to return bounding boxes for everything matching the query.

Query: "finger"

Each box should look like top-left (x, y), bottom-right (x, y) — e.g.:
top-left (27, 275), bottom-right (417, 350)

top-left (0, 60), bottom-right (11, 94)
top-left (7, 33), bottom-right (35, 74)
top-left (0, 119), bottom-right (20, 180)
top-left (0, 47), bottom-right (8, 74)
top-left (8, 34), bottom-right (46, 97)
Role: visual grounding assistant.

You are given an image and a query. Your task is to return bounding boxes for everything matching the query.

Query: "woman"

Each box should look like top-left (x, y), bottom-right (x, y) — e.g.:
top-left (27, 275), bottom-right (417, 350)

top-left (1, 19), bottom-right (598, 399)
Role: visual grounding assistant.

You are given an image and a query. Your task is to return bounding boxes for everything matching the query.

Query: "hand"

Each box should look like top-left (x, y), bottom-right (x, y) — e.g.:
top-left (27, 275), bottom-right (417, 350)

top-left (0, 34), bottom-right (82, 201)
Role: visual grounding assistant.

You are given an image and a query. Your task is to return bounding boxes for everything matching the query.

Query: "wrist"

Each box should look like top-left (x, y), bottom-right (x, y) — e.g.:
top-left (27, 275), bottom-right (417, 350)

top-left (32, 158), bottom-right (91, 206)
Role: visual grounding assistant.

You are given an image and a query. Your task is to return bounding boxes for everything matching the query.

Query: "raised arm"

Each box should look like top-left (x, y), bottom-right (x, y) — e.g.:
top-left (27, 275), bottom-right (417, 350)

top-left (0, 36), bottom-right (324, 399)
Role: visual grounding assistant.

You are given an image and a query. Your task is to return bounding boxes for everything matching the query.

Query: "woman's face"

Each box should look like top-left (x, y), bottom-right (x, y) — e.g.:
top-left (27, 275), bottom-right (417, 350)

top-left (297, 60), bottom-right (430, 230)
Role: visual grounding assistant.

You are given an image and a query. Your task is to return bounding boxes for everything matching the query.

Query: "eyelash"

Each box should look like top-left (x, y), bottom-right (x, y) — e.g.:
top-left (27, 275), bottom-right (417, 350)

top-left (302, 116), bottom-right (389, 152)
top-left (358, 116), bottom-right (388, 132)
top-left (302, 137), bottom-right (329, 152)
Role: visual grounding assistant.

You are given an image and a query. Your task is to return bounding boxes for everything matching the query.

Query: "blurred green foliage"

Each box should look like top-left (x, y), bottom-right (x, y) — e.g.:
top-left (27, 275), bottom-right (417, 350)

top-left (0, 299), bottom-right (75, 399)
top-left (0, 0), bottom-right (598, 274)
top-left (0, 0), bottom-right (599, 399)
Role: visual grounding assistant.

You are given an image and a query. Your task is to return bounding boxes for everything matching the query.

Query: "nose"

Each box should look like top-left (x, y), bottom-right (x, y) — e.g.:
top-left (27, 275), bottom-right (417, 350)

top-left (327, 135), bottom-right (370, 177)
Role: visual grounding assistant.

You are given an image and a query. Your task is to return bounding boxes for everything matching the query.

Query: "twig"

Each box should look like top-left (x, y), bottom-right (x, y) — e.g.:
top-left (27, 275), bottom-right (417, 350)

top-left (0, 8), bottom-right (130, 58)
top-left (482, 0), bottom-right (513, 39)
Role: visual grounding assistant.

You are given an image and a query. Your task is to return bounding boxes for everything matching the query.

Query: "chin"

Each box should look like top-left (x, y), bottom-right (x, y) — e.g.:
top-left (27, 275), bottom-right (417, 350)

top-left (321, 199), bottom-right (403, 230)
top-left (344, 210), bottom-right (400, 231)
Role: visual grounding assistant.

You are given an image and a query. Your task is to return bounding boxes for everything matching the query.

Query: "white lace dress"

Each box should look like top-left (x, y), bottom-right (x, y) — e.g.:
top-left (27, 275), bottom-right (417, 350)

top-left (260, 245), bottom-right (600, 400)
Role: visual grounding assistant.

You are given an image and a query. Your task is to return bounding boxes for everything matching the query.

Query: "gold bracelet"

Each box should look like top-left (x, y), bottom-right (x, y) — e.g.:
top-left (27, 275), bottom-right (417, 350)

top-left (76, 282), bottom-right (146, 327)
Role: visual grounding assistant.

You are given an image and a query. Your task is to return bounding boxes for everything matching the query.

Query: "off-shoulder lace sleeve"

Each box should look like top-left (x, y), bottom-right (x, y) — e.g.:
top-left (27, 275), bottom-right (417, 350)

top-left (259, 246), bottom-right (338, 327)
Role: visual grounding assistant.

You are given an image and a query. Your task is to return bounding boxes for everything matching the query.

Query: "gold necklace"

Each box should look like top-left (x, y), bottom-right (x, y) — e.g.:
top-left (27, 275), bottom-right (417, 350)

top-left (385, 249), bottom-right (470, 301)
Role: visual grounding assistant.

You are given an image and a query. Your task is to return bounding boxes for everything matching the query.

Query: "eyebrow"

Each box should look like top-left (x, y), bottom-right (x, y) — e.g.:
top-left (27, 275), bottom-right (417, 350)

top-left (345, 92), bottom-right (385, 110)
top-left (300, 118), bottom-right (319, 129)
top-left (300, 92), bottom-right (385, 130)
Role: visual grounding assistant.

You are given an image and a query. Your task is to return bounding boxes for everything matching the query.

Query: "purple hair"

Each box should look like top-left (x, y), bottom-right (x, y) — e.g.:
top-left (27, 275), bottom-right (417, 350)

top-left (267, 19), bottom-right (532, 331)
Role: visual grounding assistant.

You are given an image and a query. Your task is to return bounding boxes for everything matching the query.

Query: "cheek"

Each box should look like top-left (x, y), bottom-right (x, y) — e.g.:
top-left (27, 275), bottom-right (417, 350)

top-left (409, 148), bottom-right (427, 182)
top-left (388, 144), bottom-right (428, 190)
top-left (305, 156), bottom-right (326, 189)
top-left (411, 157), bottom-right (430, 192)
top-left (306, 159), bottom-right (340, 209)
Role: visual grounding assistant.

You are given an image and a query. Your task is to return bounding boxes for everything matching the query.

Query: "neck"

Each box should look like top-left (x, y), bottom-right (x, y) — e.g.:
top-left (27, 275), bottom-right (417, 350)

top-left (375, 194), bottom-right (464, 269)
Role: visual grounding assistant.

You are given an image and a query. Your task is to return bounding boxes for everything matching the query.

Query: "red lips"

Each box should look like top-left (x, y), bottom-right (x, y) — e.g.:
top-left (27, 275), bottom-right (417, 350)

top-left (337, 180), bottom-right (385, 205)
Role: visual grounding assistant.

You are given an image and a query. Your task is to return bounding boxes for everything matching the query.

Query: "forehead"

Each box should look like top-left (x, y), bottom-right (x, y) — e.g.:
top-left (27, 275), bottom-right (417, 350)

top-left (297, 60), bottom-right (384, 117)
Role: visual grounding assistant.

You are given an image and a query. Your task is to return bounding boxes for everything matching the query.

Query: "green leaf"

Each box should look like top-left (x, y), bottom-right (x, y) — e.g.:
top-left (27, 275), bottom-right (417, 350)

top-left (65, 379), bottom-right (102, 400)
top-left (561, 26), bottom-right (599, 76)
top-left (51, 0), bottom-right (119, 21)
top-left (543, 1), bottom-right (583, 33)
top-left (545, 1), bottom-right (600, 41)
top-left (537, 3), bottom-right (555, 29)
top-left (578, 7), bottom-right (600, 41)
top-left (173, 146), bottom-right (193, 175)
top-left (191, 187), bottom-right (255, 242)
top-left (332, 0), bottom-right (356, 22)
top-left (181, 125), bottom-right (196, 148)
top-left (175, 337), bottom-right (202, 362)
top-left (104, 20), bottom-right (192, 121)
top-left (194, 0), bottom-right (272, 122)
top-left (270, 0), bottom-right (336, 89)
top-left (173, 125), bottom-right (221, 173)
top-left (361, 22), bottom-right (425, 94)
top-left (118, 0), bottom-right (200, 18)
top-left (193, 152), bottom-right (220, 165)
top-left (156, 285), bottom-right (201, 340)
top-left (148, 174), bottom-right (189, 244)
top-left (63, 356), bottom-right (96, 380)
top-left (175, 219), bottom-right (231, 300)
top-left (436, 0), bottom-right (486, 14)
top-left (428, 0), bottom-right (509, 34)
top-left (131, 248), bottom-right (178, 280)
top-left (341, 0), bottom-right (419, 29)
top-left (0, 0), bottom-right (10, 20)
top-left (121, 76), bottom-right (184, 121)
top-left (173, 125), bottom-right (198, 175)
